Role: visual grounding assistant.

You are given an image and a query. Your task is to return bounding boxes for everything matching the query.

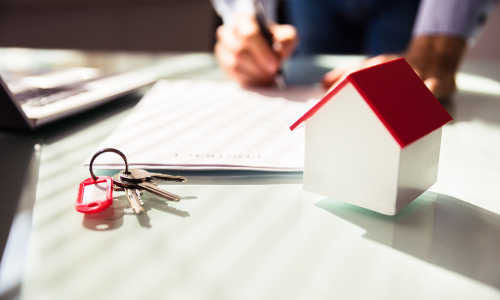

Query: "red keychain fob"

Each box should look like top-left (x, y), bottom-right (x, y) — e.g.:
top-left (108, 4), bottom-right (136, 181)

top-left (76, 176), bottom-right (113, 213)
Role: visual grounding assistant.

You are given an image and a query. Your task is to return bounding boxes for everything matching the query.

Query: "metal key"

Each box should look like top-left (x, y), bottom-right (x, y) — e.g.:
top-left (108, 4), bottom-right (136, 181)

top-left (112, 175), bottom-right (145, 214)
top-left (113, 182), bottom-right (143, 196)
top-left (118, 169), bottom-right (185, 202)
top-left (119, 169), bottom-right (187, 183)
top-left (113, 184), bottom-right (143, 196)
top-left (126, 188), bottom-right (145, 214)
top-left (113, 173), bottom-right (181, 202)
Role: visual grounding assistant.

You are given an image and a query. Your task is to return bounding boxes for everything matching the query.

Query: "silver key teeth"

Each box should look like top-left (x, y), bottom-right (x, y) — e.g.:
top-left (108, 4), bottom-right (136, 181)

top-left (139, 181), bottom-right (181, 202)
top-left (125, 188), bottom-right (145, 214)
top-left (134, 189), bottom-right (143, 198)
top-left (134, 189), bottom-right (144, 205)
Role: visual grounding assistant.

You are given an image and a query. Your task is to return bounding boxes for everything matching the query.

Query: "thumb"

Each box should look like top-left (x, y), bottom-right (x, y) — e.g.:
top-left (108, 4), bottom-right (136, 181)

top-left (424, 77), bottom-right (456, 100)
top-left (424, 77), bottom-right (439, 94)
top-left (322, 68), bottom-right (346, 90)
top-left (272, 24), bottom-right (298, 59)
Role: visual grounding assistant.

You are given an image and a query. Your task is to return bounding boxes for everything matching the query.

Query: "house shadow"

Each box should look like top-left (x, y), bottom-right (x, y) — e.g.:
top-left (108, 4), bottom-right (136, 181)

top-left (315, 192), bottom-right (500, 289)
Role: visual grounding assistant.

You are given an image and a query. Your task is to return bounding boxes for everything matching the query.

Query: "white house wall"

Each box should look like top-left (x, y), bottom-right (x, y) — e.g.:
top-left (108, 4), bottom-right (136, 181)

top-left (303, 83), bottom-right (401, 215)
top-left (396, 127), bottom-right (442, 213)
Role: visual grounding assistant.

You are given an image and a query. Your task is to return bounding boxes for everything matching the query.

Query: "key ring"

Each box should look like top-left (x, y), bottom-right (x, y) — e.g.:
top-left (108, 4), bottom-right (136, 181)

top-left (89, 148), bottom-right (129, 181)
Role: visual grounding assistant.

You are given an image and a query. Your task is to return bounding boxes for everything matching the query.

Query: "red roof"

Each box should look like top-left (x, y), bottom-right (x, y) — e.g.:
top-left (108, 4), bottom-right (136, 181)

top-left (290, 58), bottom-right (453, 148)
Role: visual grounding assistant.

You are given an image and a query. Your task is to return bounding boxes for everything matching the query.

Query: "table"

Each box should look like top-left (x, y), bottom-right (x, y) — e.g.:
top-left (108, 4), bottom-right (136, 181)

top-left (1, 48), bottom-right (500, 300)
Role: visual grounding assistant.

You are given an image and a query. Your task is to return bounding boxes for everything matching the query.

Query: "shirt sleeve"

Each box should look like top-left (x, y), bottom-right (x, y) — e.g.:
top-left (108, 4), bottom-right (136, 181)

top-left (211, 0), bottom-right (277, 24)
top-left (413, 0), bottom-right (498, 39)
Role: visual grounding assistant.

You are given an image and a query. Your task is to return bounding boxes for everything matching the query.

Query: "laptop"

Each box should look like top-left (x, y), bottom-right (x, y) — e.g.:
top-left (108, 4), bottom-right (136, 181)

top-left (0, 67), bottom-right (158, 130)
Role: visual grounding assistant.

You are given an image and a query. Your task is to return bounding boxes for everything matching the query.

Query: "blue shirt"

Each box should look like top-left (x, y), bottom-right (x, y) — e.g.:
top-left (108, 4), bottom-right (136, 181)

top-left (212, 0), bottom-right (498, 39)
top-left (413, 0), bottom-right (498, 39)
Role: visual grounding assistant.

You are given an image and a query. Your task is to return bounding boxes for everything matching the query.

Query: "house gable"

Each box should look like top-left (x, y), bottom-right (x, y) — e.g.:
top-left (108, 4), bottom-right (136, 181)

top-left (291, 58), bottom-right (453, 148)
top-left (303, 83), bottom-right (401, 215)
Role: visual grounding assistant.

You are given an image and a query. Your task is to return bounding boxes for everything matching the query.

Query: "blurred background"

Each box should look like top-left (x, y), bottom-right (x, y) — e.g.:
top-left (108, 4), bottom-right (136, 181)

top-left (0, 0), bottom-right (497, 59)
top-left (0, 0), bottom-right (214, 52)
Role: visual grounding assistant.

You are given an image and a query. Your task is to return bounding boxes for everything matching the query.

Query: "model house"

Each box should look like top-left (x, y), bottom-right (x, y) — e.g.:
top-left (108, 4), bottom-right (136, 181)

top-left (291, 58), bottom-right (452, 215)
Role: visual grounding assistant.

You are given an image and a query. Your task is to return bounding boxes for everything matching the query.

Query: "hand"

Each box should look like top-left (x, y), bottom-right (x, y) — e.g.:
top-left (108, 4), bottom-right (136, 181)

top-left (404, 36), bottom-right (466, 100)
top-left (322, 54), bottom-right (401, 92)
top-left (214, 14), bottom-right (298, 86)
top-left (322, 36), bottom-right (467, 100)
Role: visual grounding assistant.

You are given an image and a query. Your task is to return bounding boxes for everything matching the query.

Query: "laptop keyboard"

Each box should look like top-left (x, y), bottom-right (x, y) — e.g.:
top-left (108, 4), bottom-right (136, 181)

top-left (15, 85), bottom-right (88, 107)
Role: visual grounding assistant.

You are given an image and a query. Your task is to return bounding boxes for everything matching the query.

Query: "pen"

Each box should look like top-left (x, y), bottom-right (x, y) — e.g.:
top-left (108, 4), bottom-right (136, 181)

top-left (253, 0), bottom-right (288, 90)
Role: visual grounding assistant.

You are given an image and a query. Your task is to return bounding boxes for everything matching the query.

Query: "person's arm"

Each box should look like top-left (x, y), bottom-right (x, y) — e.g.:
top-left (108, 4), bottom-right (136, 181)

top-left (323, 0), bottom-right (498, 100)
top-left (408, 0), bottom-right (497, 98)
top-left (412, 0), bottom-right (498, 39)
top-left (212, 0), bottom-right (298, 86)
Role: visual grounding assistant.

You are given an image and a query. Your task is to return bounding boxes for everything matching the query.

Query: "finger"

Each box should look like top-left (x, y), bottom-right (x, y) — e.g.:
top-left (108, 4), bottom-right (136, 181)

top-left (215, 43), bottom-right (254, 85)
top-left (424, 77), bottom-right (455, 100)
top-left (246, 33), bottom-right (280, 75)
top-left (236, 50), bottom-right (275, 83)
top-left (234, 16), bottom-right (280, 75)
top-left (271, 24), bottom-right (298, 59)
top-left (217, 25), bottom-right (244, 55)
top-left (215, 43), bottom-right (272, 86)
top-left (322, 55), bottom-right (404, 91)
top-left (424, 78), bottom-right (439, 93)
top-left (215, 24), bottom-right (227, 43)
top-left (214, 41), bottom-right (237, 73)
top-left (218, 25), bottom-right (273, 81)
top-left (322, 63), bottom-right (367, 91)
top-left (413, 69), bottom-right (423, 79)
top-left (322, 68), bottom-right (348, 89)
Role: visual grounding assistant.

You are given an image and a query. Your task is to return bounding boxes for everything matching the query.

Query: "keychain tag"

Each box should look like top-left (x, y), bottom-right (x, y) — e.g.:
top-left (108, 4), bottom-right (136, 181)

top-left (77, 148), bottom-right (129, 214)
top-left (76, 176), bottom-right (113, 213)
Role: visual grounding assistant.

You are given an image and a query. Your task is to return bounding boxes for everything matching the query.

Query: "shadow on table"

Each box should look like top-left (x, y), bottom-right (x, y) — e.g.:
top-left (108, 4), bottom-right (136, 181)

top-left (0, 134), bottom-right (40, 300)
top-left (82, 194), bottom-right (191, 230)
top-left (316, 192), bottom-right (500, 289)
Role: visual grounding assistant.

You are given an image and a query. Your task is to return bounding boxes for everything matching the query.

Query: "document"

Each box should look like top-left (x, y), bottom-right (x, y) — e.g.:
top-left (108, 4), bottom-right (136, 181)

top-left (85, 80), bottom-right (324, 171)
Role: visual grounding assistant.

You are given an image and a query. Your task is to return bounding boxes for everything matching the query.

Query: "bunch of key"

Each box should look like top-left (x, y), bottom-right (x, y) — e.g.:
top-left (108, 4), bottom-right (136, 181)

top-left (112, 169), bottom-right (186, 214)
top-left (76, 148), bottom-right (186, 214)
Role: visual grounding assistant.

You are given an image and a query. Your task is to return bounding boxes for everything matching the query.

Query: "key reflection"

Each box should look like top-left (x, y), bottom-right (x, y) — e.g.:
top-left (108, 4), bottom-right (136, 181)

top-left (82, 196), bottom-right (127, 231)
top-left (82, 194), bottom-right (191, 230)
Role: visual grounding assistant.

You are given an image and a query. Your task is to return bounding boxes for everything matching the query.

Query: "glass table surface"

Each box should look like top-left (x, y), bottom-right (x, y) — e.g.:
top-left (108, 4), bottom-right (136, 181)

top-left (0, 48), bottom-right (500, 300)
